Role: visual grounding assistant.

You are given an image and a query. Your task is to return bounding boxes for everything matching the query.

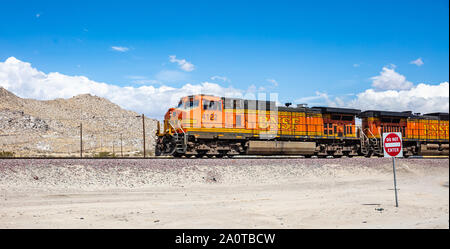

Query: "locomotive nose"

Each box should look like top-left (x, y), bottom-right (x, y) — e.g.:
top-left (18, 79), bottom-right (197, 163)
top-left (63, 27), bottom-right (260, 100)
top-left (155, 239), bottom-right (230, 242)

top-left (169, 109), bottom-right (186, 124)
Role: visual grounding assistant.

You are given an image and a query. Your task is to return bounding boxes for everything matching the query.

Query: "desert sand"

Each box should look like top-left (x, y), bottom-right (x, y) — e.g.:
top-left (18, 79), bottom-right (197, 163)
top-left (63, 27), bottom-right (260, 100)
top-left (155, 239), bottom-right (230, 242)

top-left (0, 158), bottom-right (448, 228)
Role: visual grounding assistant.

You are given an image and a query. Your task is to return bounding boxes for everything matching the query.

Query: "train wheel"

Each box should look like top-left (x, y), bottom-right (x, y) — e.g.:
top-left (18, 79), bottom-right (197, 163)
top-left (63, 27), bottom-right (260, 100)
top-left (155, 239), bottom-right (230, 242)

top-left (172, 152), bottom-right (183, 158)
top-left (364, 151), bottom-right (373, 158)
top-left (155, 147), bottom-right (162, 156)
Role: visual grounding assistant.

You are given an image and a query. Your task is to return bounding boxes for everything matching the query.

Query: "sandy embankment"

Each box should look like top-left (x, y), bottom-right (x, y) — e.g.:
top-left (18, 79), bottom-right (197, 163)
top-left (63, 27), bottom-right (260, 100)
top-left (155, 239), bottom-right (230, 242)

top-left (0, 158), bottom-right (448, 228)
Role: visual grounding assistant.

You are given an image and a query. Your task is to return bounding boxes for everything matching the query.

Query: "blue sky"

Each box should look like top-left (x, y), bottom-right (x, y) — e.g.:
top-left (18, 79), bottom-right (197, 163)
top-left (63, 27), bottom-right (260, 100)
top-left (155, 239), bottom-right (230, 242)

top-left (0, 0), bottom-right (448, 118)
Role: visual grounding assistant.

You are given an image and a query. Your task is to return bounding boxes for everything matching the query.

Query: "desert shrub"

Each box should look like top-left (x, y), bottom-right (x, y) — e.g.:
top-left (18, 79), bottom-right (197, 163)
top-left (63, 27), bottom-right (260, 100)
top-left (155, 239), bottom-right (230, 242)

top-left (0, 151), bottom-right (15, 158)
top-left (93, 151), bottom-right (116, 158)
top-left (135, 151), bottom-right (154, 157)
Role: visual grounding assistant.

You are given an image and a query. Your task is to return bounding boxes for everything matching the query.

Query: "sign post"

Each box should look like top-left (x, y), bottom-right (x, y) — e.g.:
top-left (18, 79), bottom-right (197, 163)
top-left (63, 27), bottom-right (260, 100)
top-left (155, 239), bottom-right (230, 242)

top-left (392, 157), bottom-right (398, 207)
top-left (383, 132), bottom-right (403, 207)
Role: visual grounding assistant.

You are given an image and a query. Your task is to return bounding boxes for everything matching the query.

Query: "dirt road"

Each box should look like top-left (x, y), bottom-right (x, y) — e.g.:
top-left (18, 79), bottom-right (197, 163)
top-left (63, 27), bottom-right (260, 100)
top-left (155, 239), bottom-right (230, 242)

top-left (0, 158), bottom-right (448, 228)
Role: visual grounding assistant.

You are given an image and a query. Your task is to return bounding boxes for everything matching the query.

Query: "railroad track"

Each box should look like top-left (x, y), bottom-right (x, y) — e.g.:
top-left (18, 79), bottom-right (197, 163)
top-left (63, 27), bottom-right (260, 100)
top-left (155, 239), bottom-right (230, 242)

top-left (0, 155), bottom-right (448, 160)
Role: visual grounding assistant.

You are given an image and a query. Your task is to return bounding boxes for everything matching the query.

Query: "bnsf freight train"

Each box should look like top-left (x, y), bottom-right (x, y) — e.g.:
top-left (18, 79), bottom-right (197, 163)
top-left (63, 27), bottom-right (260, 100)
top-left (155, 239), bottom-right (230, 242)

top-left (155, 94), bottom-right (449, 158)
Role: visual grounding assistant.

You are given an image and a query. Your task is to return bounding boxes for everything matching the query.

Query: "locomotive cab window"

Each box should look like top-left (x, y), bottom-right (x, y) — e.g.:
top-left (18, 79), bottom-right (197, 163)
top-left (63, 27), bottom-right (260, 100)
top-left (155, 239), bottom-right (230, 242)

top-left (177, 99), bottom-right (199, 110)
top-left (185, 99), bottom-right (199, 109)
top-left (203, 100), bottom-right (222, 111)
top-left (203, 100), bottom-right (209, 110)
top-left (211, 101), bottom-right (221, 110)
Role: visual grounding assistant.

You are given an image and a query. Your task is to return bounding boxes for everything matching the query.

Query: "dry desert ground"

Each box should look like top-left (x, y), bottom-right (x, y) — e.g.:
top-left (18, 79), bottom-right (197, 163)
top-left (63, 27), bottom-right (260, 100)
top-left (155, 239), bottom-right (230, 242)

top-left (0, 158), bottom-right (448, 228)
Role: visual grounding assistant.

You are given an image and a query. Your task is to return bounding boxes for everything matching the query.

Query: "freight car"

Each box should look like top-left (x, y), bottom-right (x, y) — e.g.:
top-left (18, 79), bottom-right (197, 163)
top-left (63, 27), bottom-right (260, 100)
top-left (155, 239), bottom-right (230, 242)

top-left (155, 94), bottom-right (449, 157)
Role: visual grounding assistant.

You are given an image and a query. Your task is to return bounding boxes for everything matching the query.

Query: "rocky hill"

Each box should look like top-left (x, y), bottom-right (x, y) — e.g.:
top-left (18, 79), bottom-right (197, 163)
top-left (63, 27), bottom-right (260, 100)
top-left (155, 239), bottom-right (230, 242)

top-left (0, 87), bottom-right (158, 157)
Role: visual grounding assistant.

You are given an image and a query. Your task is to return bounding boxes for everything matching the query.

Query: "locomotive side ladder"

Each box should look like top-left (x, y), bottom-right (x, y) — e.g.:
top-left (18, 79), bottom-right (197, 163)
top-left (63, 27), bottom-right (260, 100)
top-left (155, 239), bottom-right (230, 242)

top-left (168, 120), bottom-right (188, 154)
top-left (361, 128), bottom-right (382, 156)
top-left (360, 128), bottom-right (370, 155)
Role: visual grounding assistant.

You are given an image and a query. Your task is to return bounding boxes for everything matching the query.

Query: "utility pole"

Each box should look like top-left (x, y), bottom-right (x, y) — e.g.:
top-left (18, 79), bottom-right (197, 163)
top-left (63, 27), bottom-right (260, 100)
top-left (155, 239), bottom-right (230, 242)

top-left (136, 114), bottom-right (146, 158)
top-left (80, 123), bottom-right (83, 158)
top-left (80, 106), bottom-right (83, 158)
top-left (142, 114), bottom-right (146, 158)
top-left (120, 133), bottom-right (123, 157)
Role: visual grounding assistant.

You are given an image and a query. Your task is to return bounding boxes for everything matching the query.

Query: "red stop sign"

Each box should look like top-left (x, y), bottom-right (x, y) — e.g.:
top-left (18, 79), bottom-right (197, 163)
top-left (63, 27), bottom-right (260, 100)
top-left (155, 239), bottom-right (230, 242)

top-left (383, 133), bottom-right (402, 157)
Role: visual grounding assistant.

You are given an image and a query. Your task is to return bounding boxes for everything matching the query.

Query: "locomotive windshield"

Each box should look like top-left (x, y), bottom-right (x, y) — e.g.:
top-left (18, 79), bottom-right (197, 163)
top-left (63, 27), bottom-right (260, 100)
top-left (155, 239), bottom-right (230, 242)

top-left (202, 100), bottom-right (222, 110)
top-left (177, 99), bottom-right (199, 110)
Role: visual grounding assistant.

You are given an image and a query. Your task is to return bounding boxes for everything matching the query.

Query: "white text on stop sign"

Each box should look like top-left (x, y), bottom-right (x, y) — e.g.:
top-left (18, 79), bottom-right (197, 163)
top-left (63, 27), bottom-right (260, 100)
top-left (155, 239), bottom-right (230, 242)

top-left (385, 142), bottom-right (401, 147)
top-left (385, 137), bottom-right (399, 142)
top-left (386, 147), bottom-right (400, 153)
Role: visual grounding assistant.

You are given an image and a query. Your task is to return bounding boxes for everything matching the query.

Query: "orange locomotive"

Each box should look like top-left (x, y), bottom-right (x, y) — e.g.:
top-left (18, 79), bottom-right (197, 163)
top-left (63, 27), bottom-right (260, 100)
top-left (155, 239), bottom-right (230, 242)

top-left (359, 111), bottom-right (449, 156)
top-left (157, 94), bottom-right (450, 157)
top-left (156, 94), bottom-right (449, 157)
top-left (156, 94), bottom-right (362, 157)
top-left (156, 95), bottom-right (450, 157)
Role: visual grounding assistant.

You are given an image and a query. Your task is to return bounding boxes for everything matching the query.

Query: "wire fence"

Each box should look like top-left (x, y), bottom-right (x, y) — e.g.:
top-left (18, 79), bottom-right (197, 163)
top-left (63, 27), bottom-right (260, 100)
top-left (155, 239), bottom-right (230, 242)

top-left (0, 115), bottom-right (158, 158)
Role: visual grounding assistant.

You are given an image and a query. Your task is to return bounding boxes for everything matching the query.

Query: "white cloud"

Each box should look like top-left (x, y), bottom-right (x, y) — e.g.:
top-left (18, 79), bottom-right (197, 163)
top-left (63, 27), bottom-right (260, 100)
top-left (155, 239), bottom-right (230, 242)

top-left (296, 91), bottom-right (344, 107)
top-left (155, 70), bottom-right (188, 83)
top-left (297, 82), bottom-right (449, 114)
top-left (210, 76), bottom-right (230, 82)
top-left (136, 80), bottom-right (161, 85)
top-left (370, 66), bottom-right (413, 90)
top-left (266, 79), bottom-right (279, 87)
top-left (246, 84), bottom-right (257, 93)
top-left (169, 55), bottom-right (195, 72)
top-left (0, 57), bottom-right (244, 120)
top-left (134, 80), bottom-right (160, 85)
top-left (111, 46), bottom-right (129, 52)
top-left (353, 63), bottom-right (360, 67)
top-left (36, 13), bottom-right (41, 18)
top-left (296, 92), bottom-right (330, 105)
top-left (295, 65), bottom-right (448, 114)
top-left (2, 58), bottom-right (446, 120)
top-left (410, 58), bottom-right (424, 66)
top-left (126, 76), bottom-right (160, 85)
top-left (348, 82), bottom-right (449, 113)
